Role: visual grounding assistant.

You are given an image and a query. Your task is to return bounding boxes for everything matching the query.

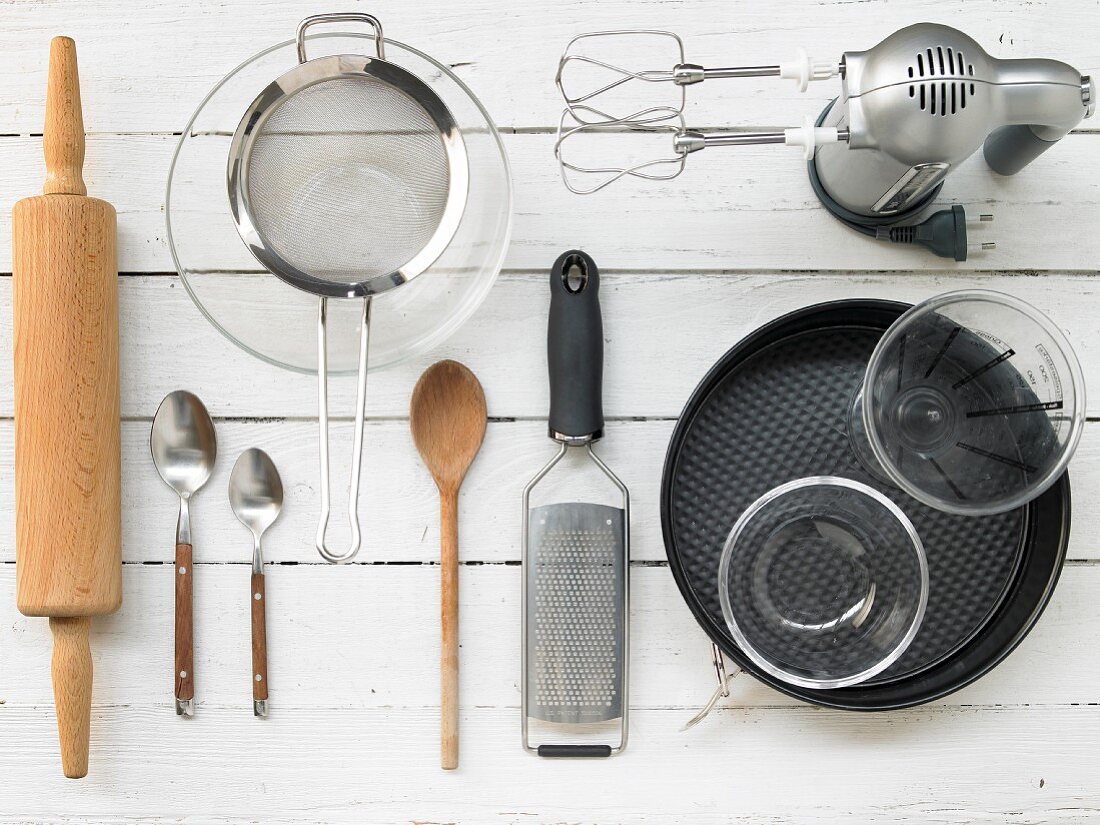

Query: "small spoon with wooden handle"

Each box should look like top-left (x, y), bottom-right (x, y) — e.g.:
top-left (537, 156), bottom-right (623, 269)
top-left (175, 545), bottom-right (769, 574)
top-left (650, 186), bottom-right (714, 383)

top-left (229, 448), bottom-right (284, 718)
top-left (410, 360), bottom-right (488, 770)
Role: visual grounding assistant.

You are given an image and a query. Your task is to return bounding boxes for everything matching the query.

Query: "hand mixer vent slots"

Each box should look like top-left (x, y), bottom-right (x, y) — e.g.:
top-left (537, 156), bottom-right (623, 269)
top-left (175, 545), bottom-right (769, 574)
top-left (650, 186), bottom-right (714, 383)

top-left (908, 47), bottom-right (977, 116)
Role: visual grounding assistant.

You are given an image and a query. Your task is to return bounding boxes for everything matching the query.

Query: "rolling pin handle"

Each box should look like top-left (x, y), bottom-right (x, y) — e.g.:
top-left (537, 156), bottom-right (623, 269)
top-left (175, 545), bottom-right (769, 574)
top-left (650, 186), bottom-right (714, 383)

top-left (43, 36), bottom-right (87, 196)
top-left (49, 616), bottom-right (93, 779)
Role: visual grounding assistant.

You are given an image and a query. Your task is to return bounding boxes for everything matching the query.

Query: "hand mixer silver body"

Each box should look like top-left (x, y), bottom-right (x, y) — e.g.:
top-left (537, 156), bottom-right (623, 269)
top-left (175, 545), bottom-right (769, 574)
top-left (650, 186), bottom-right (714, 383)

top-left (815, 23), bottom-right (1094, 216)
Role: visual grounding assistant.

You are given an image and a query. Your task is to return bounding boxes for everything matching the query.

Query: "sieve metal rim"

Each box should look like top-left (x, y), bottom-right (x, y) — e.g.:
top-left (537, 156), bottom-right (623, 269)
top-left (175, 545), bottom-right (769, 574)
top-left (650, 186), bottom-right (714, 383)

top-left (227, 53), bottom-right (470, 299)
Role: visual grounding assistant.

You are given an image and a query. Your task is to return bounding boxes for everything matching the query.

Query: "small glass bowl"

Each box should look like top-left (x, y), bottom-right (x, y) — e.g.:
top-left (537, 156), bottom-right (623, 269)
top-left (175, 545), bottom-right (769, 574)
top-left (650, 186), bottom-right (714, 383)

top-left (718, 477), bottom-right (928, 689)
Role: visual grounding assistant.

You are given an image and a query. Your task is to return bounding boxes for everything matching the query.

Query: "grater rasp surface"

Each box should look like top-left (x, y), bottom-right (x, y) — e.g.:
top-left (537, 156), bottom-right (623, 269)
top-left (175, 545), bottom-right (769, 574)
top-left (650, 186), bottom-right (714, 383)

top-left (526, 502), bottom-right (626, 724)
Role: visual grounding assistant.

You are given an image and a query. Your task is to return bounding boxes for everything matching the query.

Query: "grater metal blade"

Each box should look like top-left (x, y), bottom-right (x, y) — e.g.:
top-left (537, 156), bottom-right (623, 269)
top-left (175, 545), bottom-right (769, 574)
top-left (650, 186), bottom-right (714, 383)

top-left (526, 502), bottom-right (626, 725)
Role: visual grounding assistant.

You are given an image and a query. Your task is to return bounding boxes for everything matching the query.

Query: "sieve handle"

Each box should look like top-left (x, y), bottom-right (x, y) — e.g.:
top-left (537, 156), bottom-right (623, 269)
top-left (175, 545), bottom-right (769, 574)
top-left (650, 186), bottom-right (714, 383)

top-left (296, 13), bottom-right (386, 63)
top-left (548, 250), bottom-right (604, 444)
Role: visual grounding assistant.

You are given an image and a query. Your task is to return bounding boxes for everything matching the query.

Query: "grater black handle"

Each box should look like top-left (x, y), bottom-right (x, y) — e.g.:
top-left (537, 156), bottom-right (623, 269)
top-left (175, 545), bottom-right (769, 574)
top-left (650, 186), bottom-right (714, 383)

top-left (537, 744), bottom-right (613, 758)
top-left (548, 250), bottom-right (604, 443)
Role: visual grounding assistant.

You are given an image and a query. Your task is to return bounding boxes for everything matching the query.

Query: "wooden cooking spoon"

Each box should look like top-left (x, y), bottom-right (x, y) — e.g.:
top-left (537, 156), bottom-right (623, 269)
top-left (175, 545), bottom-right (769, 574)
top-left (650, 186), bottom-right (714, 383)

top-left (410, 360), bottom-right (488, 770)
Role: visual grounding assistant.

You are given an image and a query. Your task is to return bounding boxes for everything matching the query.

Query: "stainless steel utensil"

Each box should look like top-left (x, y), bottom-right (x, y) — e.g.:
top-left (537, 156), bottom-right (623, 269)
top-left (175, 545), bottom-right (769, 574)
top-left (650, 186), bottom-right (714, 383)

top-left (554, 24), bottom-right (1093, 215)
top-left (229, 448), bottom-right (284, 718)
top-left (557, 30), bottom-right (840, 125)
top-left (151, 390), bottom-right (217, 717)
top-left (227, 12), bottom-right (469, 564)
top-left (522, 251), bottom-right (629, 757)
top-left (554, 30), bottom-right (844, 193)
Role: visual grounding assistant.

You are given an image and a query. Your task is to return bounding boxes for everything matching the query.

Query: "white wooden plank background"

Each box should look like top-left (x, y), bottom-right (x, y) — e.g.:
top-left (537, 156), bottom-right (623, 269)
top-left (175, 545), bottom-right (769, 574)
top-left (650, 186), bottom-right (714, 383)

top-left (2, 1), bottom-right (1099, 822)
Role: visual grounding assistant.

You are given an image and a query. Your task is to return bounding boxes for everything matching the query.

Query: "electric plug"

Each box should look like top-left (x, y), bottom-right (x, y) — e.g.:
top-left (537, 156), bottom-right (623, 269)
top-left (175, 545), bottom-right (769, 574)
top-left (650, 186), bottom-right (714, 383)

top-left (877, 205), bottom-right (995, 261)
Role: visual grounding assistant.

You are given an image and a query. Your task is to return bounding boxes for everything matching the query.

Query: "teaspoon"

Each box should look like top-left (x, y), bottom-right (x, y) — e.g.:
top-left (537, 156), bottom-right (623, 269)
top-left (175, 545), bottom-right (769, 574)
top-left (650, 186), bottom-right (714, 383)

top-left (229, 448), bottom-right (284, 717)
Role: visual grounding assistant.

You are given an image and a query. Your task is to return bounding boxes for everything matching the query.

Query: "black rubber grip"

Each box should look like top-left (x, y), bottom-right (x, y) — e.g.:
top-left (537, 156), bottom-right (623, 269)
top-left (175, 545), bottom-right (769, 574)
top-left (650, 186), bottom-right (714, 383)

top-left (537, 744), bottom-right (613, 758)
top-left (983, 125), bottom-right (1059, 176)
top-left (547, 250), bottom-right (604, 442)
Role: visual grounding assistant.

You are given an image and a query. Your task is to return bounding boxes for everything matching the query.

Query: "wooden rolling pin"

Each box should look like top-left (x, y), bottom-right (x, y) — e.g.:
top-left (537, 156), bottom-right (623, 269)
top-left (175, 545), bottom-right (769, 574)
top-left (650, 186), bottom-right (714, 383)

top-left (12, 36), bottom-right (121, 780)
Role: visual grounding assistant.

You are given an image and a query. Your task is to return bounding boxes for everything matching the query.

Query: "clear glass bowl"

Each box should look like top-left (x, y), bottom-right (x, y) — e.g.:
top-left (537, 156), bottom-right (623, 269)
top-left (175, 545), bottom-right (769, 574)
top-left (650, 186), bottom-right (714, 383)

top-left (858, 290), bottom-right (1085, 515)
top-left (718, 477), bottom-right (928, 689)
top-left (166, 32), bottom-right (512, 373)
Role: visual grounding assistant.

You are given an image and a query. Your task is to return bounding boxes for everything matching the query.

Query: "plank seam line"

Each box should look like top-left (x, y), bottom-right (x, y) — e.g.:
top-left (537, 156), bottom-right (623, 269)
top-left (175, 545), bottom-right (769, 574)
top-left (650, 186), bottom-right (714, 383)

top-left (0, 701), bottom-right (1096, 711)
top-left (2, 416), bottom-right (1100, 425)
top-left (5, 268), bottom-right (1100, 278)
top-left (5, 126), bottom-right (1100, 137)
top-left (3, 559), bottom-right (1098, 567)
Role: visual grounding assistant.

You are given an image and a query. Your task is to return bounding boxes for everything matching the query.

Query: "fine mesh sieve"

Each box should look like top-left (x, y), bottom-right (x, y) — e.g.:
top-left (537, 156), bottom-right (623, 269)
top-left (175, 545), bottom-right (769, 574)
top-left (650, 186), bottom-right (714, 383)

top-left (245, 76), bottom-right (453, 284)
top-left (228, 13), bottom-right (470, 563)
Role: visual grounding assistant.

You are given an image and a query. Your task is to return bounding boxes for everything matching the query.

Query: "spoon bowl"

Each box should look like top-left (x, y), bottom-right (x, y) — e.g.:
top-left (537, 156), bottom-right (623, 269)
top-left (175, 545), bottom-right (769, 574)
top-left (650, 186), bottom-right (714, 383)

top-left (410, 360), bottom-right (489, 494)
top-left (151, 390), bottom-right (217, 497)
top-left (229, 448), bottom-right (285, 551)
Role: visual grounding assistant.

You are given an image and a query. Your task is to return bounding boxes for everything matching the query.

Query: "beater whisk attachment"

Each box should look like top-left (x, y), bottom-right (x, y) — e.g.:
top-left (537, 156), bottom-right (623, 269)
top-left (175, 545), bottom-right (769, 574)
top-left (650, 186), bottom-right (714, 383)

top-left (555, 109), bottom-right (849, 195)
top-left (555, 29), bottom-right (844, 193)
top-left (555, 108), bottom-right (688, 195)
top-left (557, 30), bottom-right (841, 125)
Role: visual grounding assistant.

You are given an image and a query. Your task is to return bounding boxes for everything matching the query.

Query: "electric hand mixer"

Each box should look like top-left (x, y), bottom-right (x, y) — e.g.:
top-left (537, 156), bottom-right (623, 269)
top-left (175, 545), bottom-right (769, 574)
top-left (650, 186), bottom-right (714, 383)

top-left (555, 23), bottom-right (1094, 259)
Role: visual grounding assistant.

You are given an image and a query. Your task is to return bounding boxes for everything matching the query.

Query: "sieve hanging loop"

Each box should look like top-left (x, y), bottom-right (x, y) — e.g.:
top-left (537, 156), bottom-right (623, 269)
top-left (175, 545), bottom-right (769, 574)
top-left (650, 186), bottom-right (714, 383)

top-left (296, 12), bottom-right (386, 63)
top-left (315, 296), bottom-right (371, 564)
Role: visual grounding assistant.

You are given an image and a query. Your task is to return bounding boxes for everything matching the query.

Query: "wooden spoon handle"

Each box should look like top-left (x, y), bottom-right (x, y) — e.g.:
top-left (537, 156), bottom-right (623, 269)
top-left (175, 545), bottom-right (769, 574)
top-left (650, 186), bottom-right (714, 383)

top-left (174, 543), bottom-right (194, 715)
top-left (440, 489), bottom-right (460, 770)
top-left (251, 572), bottom-right (269, 716)
top-left (50, 616), bottom-right (92, 778)
top-left (43, 36), bottom-right (86, 196)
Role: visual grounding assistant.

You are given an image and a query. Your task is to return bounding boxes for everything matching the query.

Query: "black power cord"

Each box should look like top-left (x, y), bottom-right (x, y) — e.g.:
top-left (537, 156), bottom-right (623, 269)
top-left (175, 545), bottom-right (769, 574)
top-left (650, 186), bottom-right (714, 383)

top-left (807, 101), bottom-right (994, 261)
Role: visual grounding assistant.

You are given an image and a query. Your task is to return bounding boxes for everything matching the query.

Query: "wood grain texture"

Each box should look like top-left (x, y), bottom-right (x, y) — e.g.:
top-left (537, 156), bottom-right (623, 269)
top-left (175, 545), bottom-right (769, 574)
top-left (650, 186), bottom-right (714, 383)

top-left (0, 702), bottom-right (1098, 824)
top-left (48, 616), bottom-right (92, 778)
top-left (250, 572), bottom-right (267, 703)
top-left (439, 488), bottom-right (460, 769)
top-left (11, 196), bottom-right (120, 615)
top-left (0, 272), bottom-right (1096, 421)
top-left (5, 131), bottom-right (1100, 273)
top-left (1, 0), bottom-right (1098, 134)
top-left (5, 563), bottom-right (1100, 711)
top-left (11, 32), bottom-right (120, 781)
top-left (1, 416), bottom-right (1099, 566)
top-left (42, 37), bottom-right (86, 197)
top-left (410, 360), bottom-right (488, 770)
top-left (1, 1), bottom-right (1099, 820)
top-left (174, 543), bottom-right (194, 704)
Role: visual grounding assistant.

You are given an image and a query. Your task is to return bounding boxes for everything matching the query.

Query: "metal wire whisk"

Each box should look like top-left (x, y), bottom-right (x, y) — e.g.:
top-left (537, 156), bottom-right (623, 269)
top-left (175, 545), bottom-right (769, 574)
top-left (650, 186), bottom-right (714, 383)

top-left (554, 29), bottom-right (846, 194)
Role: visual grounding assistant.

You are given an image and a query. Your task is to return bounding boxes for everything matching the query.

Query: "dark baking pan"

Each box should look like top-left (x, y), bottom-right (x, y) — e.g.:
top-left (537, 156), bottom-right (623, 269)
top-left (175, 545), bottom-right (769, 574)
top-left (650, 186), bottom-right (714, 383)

top-left (661, 299), bottom-right (1070, 709)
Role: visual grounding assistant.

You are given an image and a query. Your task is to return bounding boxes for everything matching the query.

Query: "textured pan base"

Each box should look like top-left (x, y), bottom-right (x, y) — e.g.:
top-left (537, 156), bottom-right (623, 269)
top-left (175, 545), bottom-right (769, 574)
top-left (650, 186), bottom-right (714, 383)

top-left (662, 301), bottom-right (1068, 707)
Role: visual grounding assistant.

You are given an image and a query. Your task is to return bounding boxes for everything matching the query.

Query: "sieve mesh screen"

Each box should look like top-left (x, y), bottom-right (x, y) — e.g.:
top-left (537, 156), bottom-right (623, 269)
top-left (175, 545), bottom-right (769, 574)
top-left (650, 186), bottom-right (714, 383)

top-left (246, 75), bottom-right (451, 284)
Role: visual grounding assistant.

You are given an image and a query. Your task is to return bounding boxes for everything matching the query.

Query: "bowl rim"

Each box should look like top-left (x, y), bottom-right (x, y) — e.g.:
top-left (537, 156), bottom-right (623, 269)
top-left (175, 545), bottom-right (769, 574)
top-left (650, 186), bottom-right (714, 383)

top-left (863, 289), bottom-right (1086, 515)
top-left (717, 475), bottom-right (929, 690)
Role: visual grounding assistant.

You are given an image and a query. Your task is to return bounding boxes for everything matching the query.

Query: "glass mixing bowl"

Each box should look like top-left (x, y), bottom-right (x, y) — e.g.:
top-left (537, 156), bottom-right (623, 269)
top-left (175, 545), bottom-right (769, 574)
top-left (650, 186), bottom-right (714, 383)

top-left (718, 477), bottom-right (928, 689)
top-left (854, 290), bottom-right (1085, 515)
top-left (166, 32), bottom-right (512, 373)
